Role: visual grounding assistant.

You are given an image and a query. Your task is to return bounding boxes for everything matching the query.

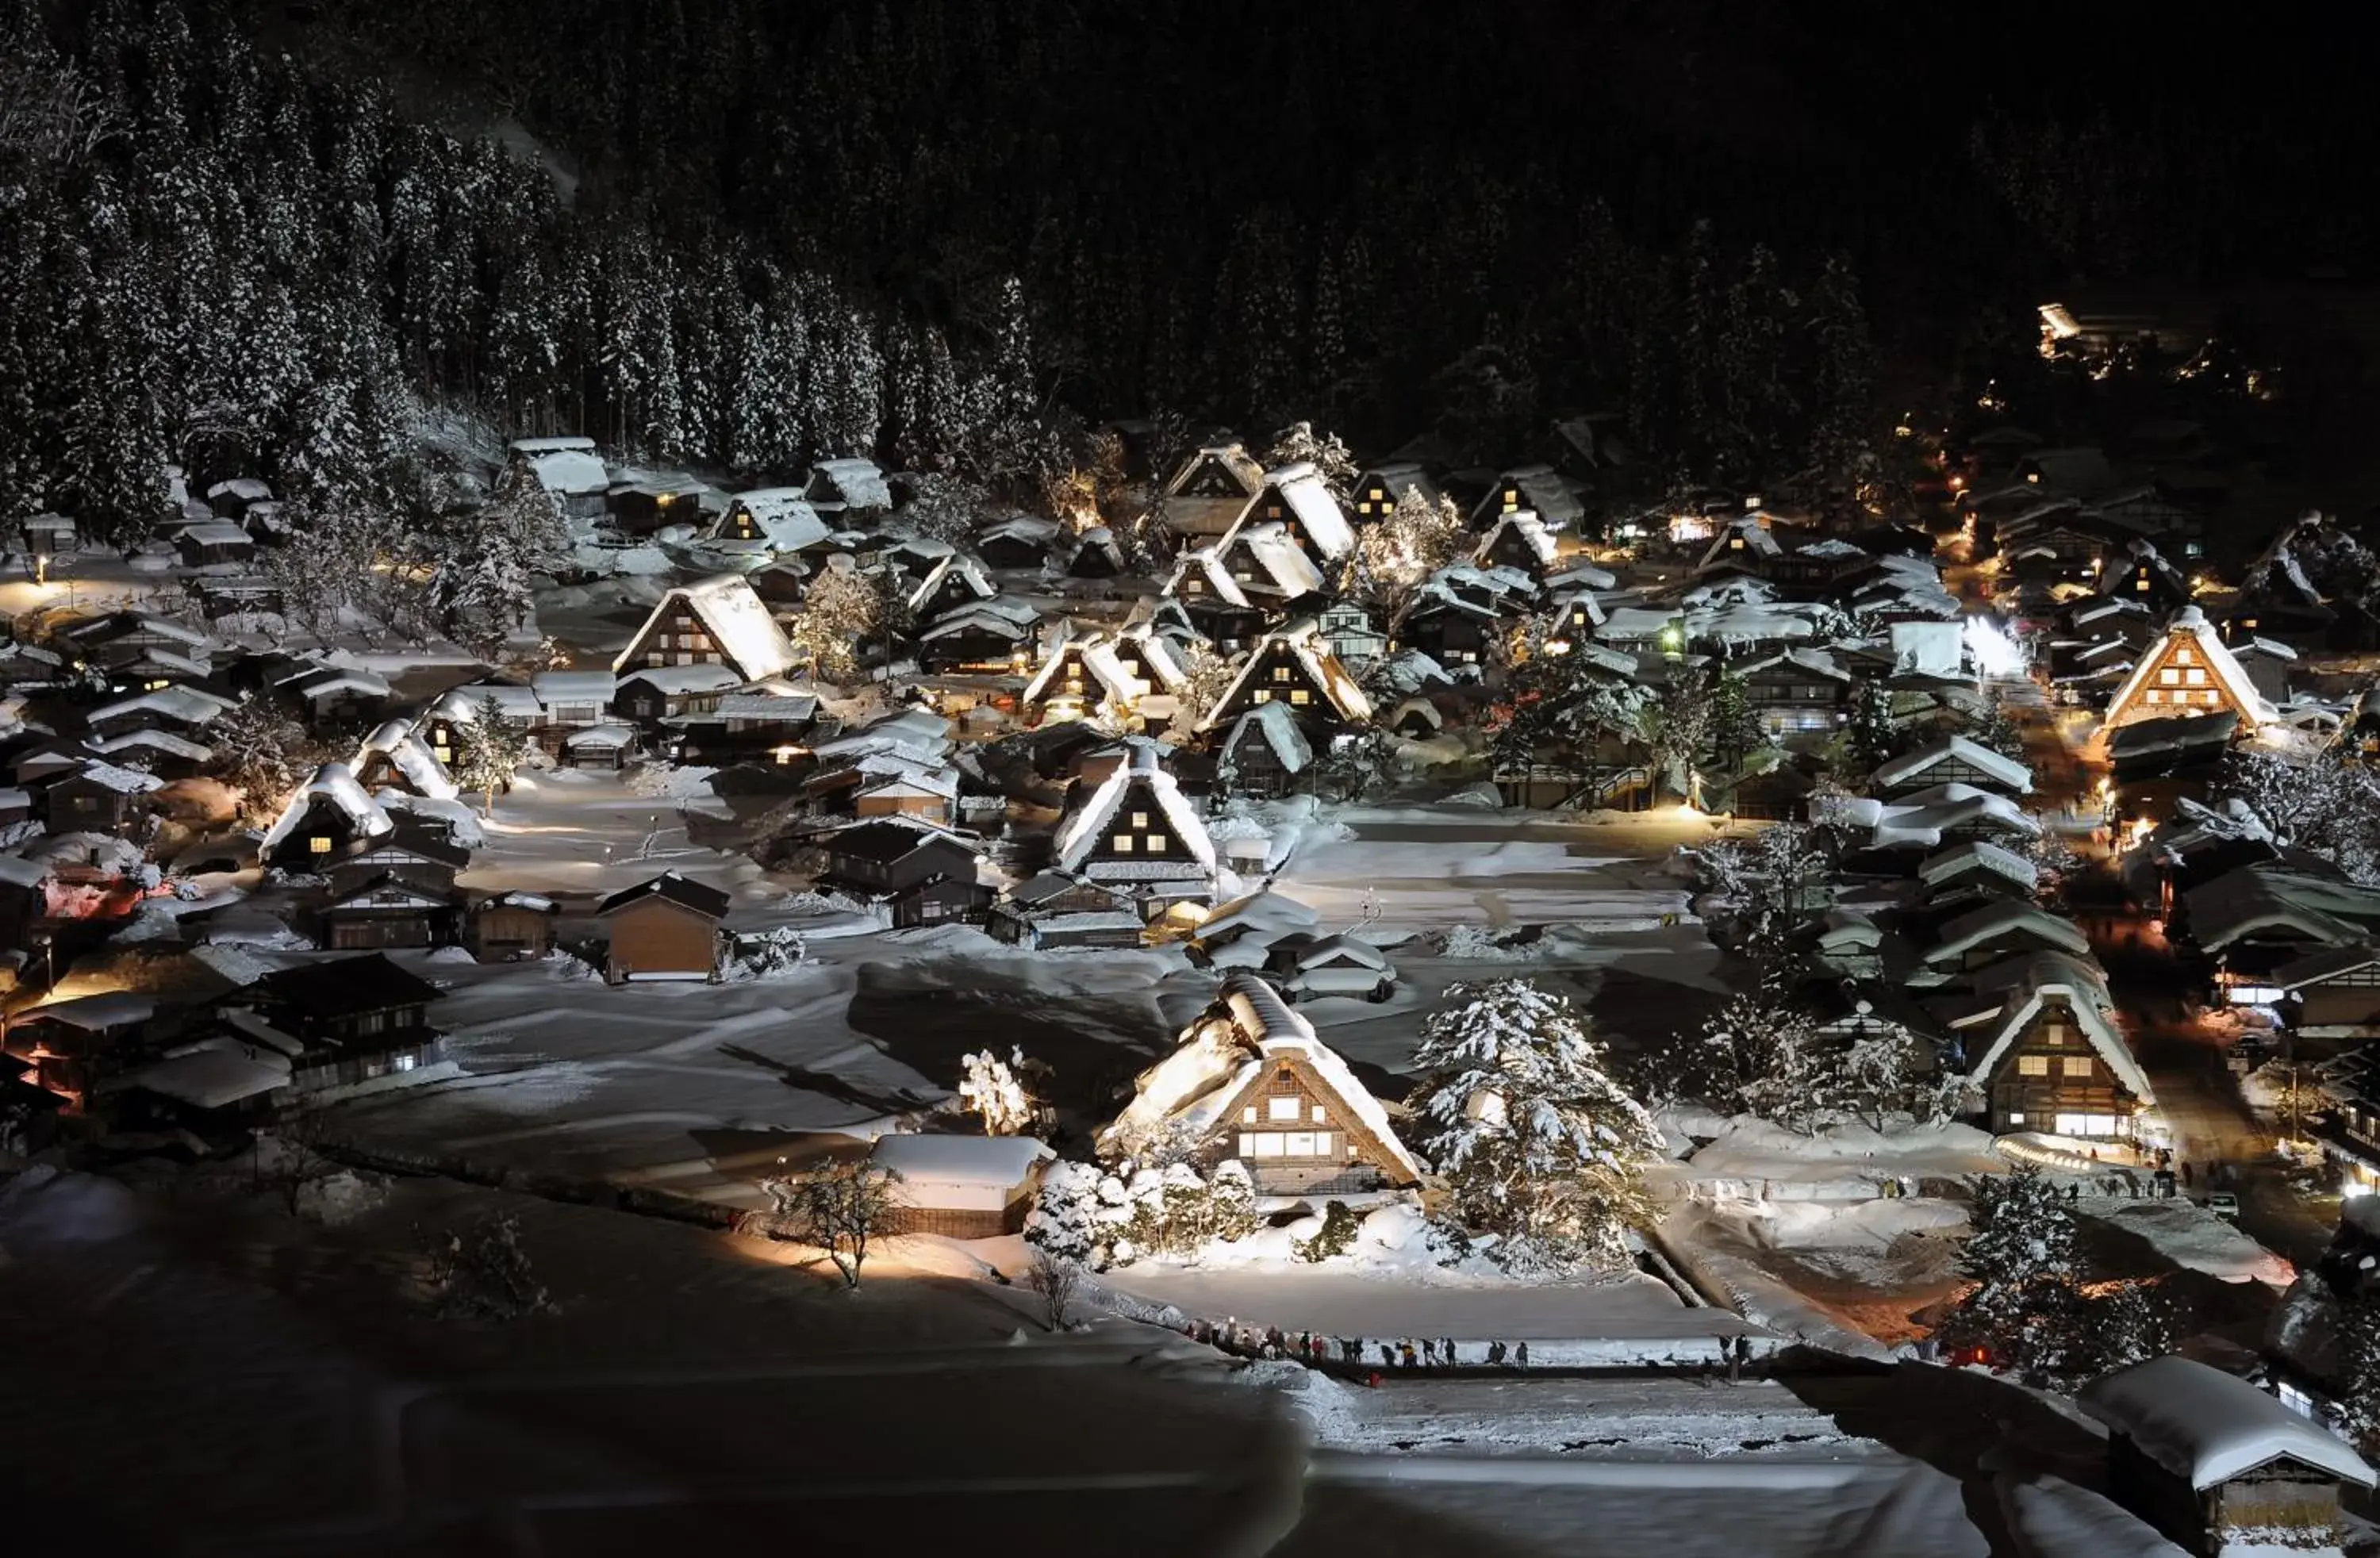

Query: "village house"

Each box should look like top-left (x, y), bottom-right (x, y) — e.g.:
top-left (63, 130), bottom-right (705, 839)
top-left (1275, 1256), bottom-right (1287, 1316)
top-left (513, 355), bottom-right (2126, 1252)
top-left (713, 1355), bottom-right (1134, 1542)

top-left (351, 720), bottom-right (459, 801)
top-left (469, 891), bottom-right (559, 963)
top-left (1100, 971), bottom-right (1422, 1195)
top-left (507, 436), bottom-right (611, 521)
top-left (1938, 951), bottom-right (2152, 1139)
top-left (815, 818), bottom-right (990, 928)
top-left (2079, 1356), bottom-right (2374, 1557)
top-left (1215, 700), bottom-right (1313, 799)
top-left (1154, 443), bottom-right (1267, 542)
top-left (1051, 743), bottom-right (1216, 922)
top-left (175, 520), bottom-right (256, 570)
top-left (1200, 630), bottom-right (1372, 737)
top-left (611, 663), bottom-right (743, 725)
top-left (1065, 527), bottom-right (1127, 578)
top-left (986, 872), bottom-right (1147, 950)
top-left (1474, 508), bottom-right (1561, 578)
top-left (1871, 735), bottom-right (2033, 800)
top-left (974, 513), bottom-right (1062, 570)
top-left (4, 992), bottom-right (159, 1100)
top-left (1209, 517), bottom-right (1326, 608)
top-left (612, 574), bottom-right (800, 683)
top-left (1159, 547), bottom-right (1269, 647)
top-left (667, 687), bottom-right (825, 766)
top-left (1235, 462), bottom-right (1356, 571)
top-left (1732, 647), bottom-right (1855, 736)
top-left (42, 759), bottom-right (163, 838)
top-left (869, 1134), bottom-right (1054, 1238)
top-left (326, 825), bottom-right (470, 895)
top-left (1920, 898), bottom-right (2092, 976)
top-left (1469, 463), bottom-right (1585, 533)
top-left (802, 457), bottom-right (892, 516)
top-left (709, 488), bottom-right (828, 552)
top-left (85, 684), bottom-right (234, 745)
top-left (597, 871), bottom-right (731, 984)
top-left (280, 663), bottom-right (394, 731)
top-left (1311, 599), bottom-right (1389, 666)
top-left (259, 762), bottom-right (393, 872)
top-left (2096, 605), bottom-right (2271, 741)
top-left (606, 474), bottom-right (716, 535)
top-left (913, 597), bottom-right (1043, 676)
top-left (1347, 462), bottom-right (1441, 524)
top-left (228, 954), bottom-right (446, 1090)
top-left (317, 872), bottom-right (460, 950)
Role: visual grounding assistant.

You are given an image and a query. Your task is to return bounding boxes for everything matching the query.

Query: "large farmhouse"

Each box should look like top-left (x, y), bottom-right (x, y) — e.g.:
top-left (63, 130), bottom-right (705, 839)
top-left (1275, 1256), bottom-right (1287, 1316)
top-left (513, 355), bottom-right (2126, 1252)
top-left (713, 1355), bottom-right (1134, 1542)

top-left (613, 574), bottom-right (799, 682)
top-left (1101, 971), bottom-right (1422, 1195)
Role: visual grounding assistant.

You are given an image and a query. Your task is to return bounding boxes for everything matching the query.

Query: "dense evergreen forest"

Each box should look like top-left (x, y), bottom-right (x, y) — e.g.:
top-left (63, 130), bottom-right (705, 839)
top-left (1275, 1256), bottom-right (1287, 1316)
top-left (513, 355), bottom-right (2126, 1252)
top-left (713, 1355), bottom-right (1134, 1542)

top-left (2, 0), bottom-right (2366, 540)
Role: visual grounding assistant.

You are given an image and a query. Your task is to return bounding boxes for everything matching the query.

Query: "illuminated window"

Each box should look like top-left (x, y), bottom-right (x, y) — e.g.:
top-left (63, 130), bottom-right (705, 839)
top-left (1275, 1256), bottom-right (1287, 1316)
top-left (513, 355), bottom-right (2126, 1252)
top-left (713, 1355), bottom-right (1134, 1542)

top-left (2044, 1023), bottom-right (2066, 1045)
top-left (2146, 689), bottom-right (2163, 704)
top-left (1252, 689), bottom-right (1271, 703)
top-left (1290, 689), bottom-right (1311, 705)
top-left (1131, 812), bottom-right (1150, 827)
top-left (2159, 668), bottom-right (2181, 685)
top-left (309, 835), bottom-right (332, 854)
top-left (1146, 834), bottom-right (1169, 851)
top-left (1311, 1103), bottom-right (1327, 1122)
top-left (2063, 1056), bottom-right (2095, 1078)
top-left (2017, 1054), bottom-right (2049, 1076)
top-left (1284, 1131), bottom-right (1317, 1157)
top-left (1111, 835), bottom-right (1134, 853)
top-left (1357, 501), bottom-right (1372, 515)
top-left (2136, 576), bottom-right (2151, 591)
top-left (1503, 491), bottom-right (1519, 509)
top-left (1238, 1133), bottom-right (1257, 1157)
top-left (1242, 1106), bottom-right (1257, 1124)
top-left (1273, 666), bottom-right (1291, 681)
top-left (1268, 1096), bottom-right (1303, 1122)
top-left (1252, 1134), bottom-right (1285, 1157)
top-left (2008, 1111), bottom-right (2025, 1125)
top-left (2186, 668), bottom-right (2208, 685)
top-left (2175, 647), bottom-right (2194, 663)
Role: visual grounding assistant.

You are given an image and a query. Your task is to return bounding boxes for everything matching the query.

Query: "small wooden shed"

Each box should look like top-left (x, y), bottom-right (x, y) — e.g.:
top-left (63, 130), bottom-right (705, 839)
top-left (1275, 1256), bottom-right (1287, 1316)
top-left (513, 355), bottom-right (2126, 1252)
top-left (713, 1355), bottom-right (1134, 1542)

top-left (2079, 1355), bottom-right (2375, 1556)
top-left (868, 1134), bottom-right (1054, 1238)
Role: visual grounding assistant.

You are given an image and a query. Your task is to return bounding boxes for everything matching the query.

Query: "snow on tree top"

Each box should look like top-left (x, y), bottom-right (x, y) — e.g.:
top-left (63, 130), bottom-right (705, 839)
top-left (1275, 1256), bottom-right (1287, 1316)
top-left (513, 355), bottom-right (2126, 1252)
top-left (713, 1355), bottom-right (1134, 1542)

top-left (2079, 1355), bottom-right (2375, 1490)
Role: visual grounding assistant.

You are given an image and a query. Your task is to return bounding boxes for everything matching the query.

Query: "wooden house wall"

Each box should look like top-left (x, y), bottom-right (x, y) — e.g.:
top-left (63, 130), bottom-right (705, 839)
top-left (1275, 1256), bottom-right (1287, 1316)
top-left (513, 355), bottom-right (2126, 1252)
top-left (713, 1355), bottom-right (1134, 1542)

top-left (473, 906), bottom-right (553, 961)
top-left (1985, 1002), bottom-right (2136, 1134)
top-left (1200, 1061), bottom-right (1389, 1195)
top-left (604, 897), bottom-right (722, 980)
top-left (1080, 779), bottom-right (1203, 869)
top-left (620, 601), bottom-right (723, 672)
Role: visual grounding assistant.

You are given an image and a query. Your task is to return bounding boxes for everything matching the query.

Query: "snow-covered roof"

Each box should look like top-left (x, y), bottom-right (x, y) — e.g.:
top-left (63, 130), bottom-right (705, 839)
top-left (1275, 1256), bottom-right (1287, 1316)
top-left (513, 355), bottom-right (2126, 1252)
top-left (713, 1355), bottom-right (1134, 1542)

top-left (616, 574), bottom-right (797, 681)
top-left (1477, 508), bottom-right (1560, 569)
top-left (1225, 520), bottom-right (1326, 598)
top-left (1198, 631), bottom-right (1372, 731)
top-left (2079, 1356), bottom-right (2374, 1490)
top-left (510, 436), bottom-right (597, 455)
top-left (519, 446), bottom-right (610, 496)
top-left (1259, 462), bottom-right (1355, 561)
top-left (906, 554), bottom-right (996, 615)
top-left (808, 457), bottom-right (891, 510)
top-left (259, 762), bottom-right (393, 853)
top-left (1865, 783), bottom-right (2041, 850)
top-left (352, 723), bottom-right (455, 804)
top-left (978, 513), bottom-right (1061, 549)
top-left (288, 666), bottom-right (391, 701)
top-left (532, 670), bottom-right (619, 704)
top-left (1872, 735), bottom-right (2034, 795)
top-left (1925, 899), bottom-right (2090, 965)
top-left (1951, 951), bottom-right (2153, 1105)
top-left (432, 683), bottom-right (546, 724)
top-left (205, 476), bottom-right (274, 505)
top-left (867, 1134), bottom-right (1052, 1196)
top-left (1196, 889), bottom-right (1322, 945)
top-left (1104, 971), bottom-right (1421, 1184)
top-left (179, 520), bottom-right (253, 546)
top-left (2101, 605), bottom-right (2274, 731)
top-left (1054, 745), bottom-right (1214, 875)
top-left (25, 991), bottom-right (157, 1031)
top-left (1917, 839), bottom-right (2039, 893)
top-left (2183, 867), bottom-right (2380, 953)
top-left (563, 723), bottom-right (637, 750)
top-left (102, 1037), bottom-right (292, 1109)
top-left (89, 685), bottom-right (234, 728)
top-left (64, 758), bottom-right (166, 795)
top-left (1223, 700), bottom-right (1313, 773)
top-left (1164, 545), bottom-right (1250, 608)
top-left (720, 488), bottom-right (830, 551)
top-left (620, 662), bottom-right (744, 696)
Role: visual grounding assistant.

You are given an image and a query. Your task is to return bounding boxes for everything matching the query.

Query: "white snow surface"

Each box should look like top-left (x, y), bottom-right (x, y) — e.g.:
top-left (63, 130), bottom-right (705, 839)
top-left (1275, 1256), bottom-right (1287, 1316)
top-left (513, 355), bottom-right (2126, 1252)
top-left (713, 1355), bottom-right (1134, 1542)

top-left (1999, 1475), bottom-right (2188, 1558)
top-left (2078, 1356), bottom-right (2375, 1490)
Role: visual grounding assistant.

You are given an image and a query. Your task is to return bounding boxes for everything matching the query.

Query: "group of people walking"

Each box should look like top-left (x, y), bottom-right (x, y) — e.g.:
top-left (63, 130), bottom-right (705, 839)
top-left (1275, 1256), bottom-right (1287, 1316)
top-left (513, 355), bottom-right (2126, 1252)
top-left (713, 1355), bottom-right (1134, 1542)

top-left (1183, 1318), bottom-right (1532, 1376)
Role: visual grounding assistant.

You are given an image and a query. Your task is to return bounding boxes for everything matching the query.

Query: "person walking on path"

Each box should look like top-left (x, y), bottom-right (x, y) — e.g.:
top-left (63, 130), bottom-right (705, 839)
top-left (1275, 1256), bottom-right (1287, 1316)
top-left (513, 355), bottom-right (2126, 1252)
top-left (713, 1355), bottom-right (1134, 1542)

top-left (1515, 1341), bottom-right (1530, 1369)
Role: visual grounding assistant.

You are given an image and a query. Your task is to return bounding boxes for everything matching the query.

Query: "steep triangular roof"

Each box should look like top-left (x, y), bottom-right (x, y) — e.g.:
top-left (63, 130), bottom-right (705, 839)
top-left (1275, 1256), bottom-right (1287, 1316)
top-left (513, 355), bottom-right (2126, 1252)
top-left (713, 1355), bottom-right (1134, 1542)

top-left (614, 574), bottom-right (798, 681)
top-left (1947, 950), bottom-right (2153, 1105)
top-left (1872, 735), bottom-right (2034, 796)
top-left (2100, 605), bottom-right (2274, 731)
top-left (1054, 744), bottom-right (1214, 875)
top-left (1198, 631), bottom-right (1372, 731)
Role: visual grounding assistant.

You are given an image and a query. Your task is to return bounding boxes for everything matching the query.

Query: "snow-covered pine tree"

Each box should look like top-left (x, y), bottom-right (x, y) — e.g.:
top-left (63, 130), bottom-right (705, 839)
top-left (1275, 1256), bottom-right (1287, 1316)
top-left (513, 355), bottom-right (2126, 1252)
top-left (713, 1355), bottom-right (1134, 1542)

top-left (1844, 678), bottom-right (1901, 777)
top-left (789, 557), bottom-right (882, 684)
top-left (1405, 978), bottom-right (1663, 1272)
top-left (1262, 420), bottom-right (1357, 498)
top-left (2091, 1280), bottom-right (2180, 1374)
top-left (450, 693), bottom-right (528, 818)
top-left (1938, 1164), bottom-right (2090, 1386)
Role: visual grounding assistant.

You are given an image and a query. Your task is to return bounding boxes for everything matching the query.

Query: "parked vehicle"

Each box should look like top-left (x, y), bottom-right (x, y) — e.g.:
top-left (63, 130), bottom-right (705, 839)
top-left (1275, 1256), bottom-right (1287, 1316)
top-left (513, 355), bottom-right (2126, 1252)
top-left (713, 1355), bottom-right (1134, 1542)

top-left (2207, 1192), bottom-right (2240, 1220)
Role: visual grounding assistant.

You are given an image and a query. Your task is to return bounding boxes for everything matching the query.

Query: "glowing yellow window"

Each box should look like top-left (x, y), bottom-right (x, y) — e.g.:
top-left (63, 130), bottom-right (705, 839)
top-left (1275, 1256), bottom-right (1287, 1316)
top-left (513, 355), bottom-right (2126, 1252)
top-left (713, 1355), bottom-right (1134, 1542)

top-left (2159, 668), bottom-right (2181, 685)
top-left (309, 835), bottom-right (332, 855)
top-left (2186, 668), bottom-right (2207, 685)
top-left (1273, 666), bottom-right (1291, 682)
top-left (2063, 1056), bottom-right (2094, 1078)
top-left (1146, 834), bottom-right (1169, 851)
top-left (2146, 689), bottom-right (2163, 704)
top-left (2136, 576), bottom-right (2151, 591)
top-left (1131, 812), bottom-right (1149, 827)
top-left (1111, 835), bottom-right (1134, 853)
top-left (1290, 689), bottom-right (1311, 705)
top-left (1252, 689), bottom-right (1271, 703)
top-left (2017, 1055), bottom-right (2050, 1076)
top-left (2175, 647), bottom-right (2194, 664)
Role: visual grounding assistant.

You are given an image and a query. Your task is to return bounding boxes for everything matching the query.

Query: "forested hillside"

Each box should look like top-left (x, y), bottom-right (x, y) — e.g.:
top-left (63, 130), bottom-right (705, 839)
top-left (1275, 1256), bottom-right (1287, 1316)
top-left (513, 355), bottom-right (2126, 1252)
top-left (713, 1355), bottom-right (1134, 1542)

top-left (7, 1), bottom-right (2355, 540)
